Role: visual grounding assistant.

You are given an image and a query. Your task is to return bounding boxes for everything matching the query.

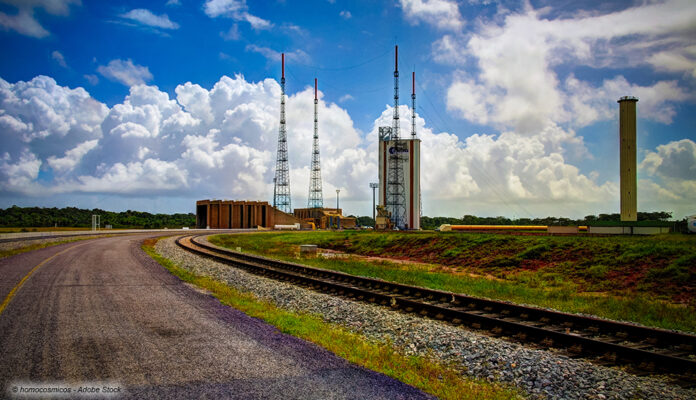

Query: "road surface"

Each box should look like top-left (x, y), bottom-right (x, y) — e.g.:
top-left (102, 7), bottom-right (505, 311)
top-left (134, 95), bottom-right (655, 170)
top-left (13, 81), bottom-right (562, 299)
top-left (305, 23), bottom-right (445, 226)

top-left (0, 234), bottom-right (432, 399)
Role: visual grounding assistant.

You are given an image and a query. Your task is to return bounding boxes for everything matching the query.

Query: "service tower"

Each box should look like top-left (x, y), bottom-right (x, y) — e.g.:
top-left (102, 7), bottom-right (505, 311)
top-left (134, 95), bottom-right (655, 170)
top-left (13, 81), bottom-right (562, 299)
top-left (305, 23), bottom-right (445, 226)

top-left (378, 46), bottom-right (421, 230)
top-left (618, 96), bottom-right (638, 222)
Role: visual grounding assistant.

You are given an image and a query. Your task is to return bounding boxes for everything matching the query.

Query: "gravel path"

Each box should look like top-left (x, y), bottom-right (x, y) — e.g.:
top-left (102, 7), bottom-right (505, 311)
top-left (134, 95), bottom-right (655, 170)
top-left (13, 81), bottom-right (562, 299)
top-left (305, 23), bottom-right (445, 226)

top-left (1, 234), bottom-right (432, 400)
top-left (156, 236), bottom-right (696, 400)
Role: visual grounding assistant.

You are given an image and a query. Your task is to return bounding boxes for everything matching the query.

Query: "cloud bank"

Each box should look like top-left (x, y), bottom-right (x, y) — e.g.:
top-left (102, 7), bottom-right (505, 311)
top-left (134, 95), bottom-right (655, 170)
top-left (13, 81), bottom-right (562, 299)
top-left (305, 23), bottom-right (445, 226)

top-left (1, 72), bottom-right (693, 217)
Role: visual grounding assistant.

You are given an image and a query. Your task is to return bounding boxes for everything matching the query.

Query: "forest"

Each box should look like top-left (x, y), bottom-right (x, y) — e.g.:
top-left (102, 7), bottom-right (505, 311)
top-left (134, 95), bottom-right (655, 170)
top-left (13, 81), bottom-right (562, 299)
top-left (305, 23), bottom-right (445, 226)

top-left (0, 206), bottom-right (678, 231)
top-left (0, 206), bottom-right (196, 229)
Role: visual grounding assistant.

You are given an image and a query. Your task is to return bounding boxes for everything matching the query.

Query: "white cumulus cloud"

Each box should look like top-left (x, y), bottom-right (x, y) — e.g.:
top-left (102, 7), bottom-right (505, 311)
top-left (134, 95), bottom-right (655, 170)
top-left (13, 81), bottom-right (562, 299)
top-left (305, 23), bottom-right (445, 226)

top-left (203, 0), bottom-right (272, 30)
top-left (0, 0), bottom-right (79, 38)
top-left (51, 50), bottom-right (67, 68)
top-left (399, 0), bottom-right (464, 31)
top-left (97, 59), bottom-right (153, 87)
top-left (120, 9), bottom-right (179, 30)
top-left (0, 73), bottom-right (693, 218)
top-left (437, 1), bottom-right (696, 133)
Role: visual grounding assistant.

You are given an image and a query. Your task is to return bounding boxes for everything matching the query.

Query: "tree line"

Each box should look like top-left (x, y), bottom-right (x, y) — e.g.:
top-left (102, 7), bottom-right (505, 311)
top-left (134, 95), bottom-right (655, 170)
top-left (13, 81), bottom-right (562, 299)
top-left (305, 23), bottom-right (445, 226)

top-left (0, 206), bottom-right (196, 229)
top-left (419, 212), bottom-right (676, 231)
top-left (0, 206), bottom-right (679, 231)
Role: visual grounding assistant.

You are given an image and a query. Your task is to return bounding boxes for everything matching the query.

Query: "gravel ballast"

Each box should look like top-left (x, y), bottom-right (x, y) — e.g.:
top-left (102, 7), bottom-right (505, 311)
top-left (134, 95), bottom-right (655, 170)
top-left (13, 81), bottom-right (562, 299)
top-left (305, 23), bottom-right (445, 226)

top-left (155, 236), bottom-right (695, 400)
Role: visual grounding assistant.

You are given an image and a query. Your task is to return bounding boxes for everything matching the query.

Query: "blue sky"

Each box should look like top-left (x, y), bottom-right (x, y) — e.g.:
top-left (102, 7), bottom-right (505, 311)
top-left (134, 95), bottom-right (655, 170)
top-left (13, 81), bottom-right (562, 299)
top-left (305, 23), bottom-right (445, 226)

top-left (0, 0), bottom-right (694, 219)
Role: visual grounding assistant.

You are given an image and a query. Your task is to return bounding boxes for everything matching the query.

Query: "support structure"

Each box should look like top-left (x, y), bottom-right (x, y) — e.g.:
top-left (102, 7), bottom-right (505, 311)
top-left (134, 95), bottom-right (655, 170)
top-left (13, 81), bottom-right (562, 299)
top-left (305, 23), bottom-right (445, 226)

top-left (618, 96), bottom-right (638, 222)
top-left (273, 53), bottom-right (292, 213)
top-left (307, 78), bottom-right (324, 208)
top-left (386, 45), bottom-right (407, 229)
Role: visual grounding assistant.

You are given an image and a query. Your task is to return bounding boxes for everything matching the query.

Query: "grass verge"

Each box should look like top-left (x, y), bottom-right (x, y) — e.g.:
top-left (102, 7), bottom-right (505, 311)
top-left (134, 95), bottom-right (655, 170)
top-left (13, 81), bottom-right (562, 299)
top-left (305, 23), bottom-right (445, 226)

top-left (142, 238), bottom-right (523, 400)
top-left (0, 236), bottom-right (105, 259)
top-left (209, 233), bottom-right (696, 333)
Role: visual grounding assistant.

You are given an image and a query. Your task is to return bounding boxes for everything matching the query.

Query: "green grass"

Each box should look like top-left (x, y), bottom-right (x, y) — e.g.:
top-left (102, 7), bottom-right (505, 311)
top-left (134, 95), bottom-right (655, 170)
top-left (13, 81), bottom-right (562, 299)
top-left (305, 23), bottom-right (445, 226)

top-left (142, 238), bottom-right (523, 400)
top-left (0, 236), bottom-right (105, 259)
top-left (209, 232), bottom-right (696, 333)
top-left (0, 227), bottom-right (94, 233)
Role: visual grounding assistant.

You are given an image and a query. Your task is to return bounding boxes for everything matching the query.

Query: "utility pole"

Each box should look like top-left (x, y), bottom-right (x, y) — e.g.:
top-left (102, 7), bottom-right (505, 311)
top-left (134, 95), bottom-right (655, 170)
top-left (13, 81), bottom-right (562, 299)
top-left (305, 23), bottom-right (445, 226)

top-left (369, 182), bottom-right (378, 227)
top-left (336, 189), bottom-right (340, 210)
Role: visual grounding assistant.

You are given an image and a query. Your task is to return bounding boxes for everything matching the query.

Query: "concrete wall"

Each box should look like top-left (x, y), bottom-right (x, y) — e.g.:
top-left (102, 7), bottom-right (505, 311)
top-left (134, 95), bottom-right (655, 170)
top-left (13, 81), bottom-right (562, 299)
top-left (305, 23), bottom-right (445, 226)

top-left (588, 225), bottom-right (670, 235)
top-left (547, 226), bottom-right (579, 234)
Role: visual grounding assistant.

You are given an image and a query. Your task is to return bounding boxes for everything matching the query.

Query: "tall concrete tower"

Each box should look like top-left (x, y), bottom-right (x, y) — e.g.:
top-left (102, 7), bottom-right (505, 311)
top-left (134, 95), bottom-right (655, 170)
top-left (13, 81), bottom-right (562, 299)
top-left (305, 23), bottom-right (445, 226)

top-left (618, 96), bottom-right (638, 222)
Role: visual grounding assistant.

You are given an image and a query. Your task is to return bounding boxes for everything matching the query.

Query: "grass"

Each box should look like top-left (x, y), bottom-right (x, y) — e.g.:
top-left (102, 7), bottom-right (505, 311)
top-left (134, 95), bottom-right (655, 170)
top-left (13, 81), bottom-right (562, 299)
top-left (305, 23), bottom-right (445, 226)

top-left (209, 231), bottom-right (696, 333)
top-left (142, 238), bottom-right (523, 400)
top-left (0, 236), bottom-right (105, 259)
top-left (0, 227), bottom-right (94, 233)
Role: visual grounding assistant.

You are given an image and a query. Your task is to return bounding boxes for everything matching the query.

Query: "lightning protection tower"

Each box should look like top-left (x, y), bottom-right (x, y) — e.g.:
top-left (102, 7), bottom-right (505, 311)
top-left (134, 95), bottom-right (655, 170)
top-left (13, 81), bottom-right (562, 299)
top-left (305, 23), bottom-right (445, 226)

top-left (387, 45), bottom-right (407, 229)
top-left (307, 78), bottom-right (324, 208)
top-left (412, 70), bottom-right (422, 219)
top-left (411, 71), bottom-right (416, 139)
top-left (273, 53), bottom-right (292, 213)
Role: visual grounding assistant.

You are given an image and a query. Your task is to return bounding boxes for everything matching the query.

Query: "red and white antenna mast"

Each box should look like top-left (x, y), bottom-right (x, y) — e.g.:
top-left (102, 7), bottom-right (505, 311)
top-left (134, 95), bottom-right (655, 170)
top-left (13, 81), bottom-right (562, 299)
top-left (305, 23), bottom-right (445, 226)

top-left (411, 71), bottom-right (416, 139)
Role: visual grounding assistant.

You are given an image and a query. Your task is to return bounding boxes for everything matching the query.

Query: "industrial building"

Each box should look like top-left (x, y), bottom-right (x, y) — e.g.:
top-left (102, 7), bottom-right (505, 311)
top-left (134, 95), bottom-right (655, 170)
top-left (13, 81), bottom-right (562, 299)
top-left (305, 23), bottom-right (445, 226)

top-left (378, 132), bottom-right (421, 230)
top-left (293, 207), bottom-right (356, 229)
top-left (195, 200), bottom-right (302, 229)
top-left (618, 96), bottom-right (638, 222)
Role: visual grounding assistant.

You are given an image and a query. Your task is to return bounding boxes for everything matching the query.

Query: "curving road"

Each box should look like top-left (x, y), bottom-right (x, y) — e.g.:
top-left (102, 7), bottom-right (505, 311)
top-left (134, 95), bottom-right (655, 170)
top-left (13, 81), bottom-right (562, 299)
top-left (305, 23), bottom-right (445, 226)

top-left (0, 234), bottom-right (432, 399)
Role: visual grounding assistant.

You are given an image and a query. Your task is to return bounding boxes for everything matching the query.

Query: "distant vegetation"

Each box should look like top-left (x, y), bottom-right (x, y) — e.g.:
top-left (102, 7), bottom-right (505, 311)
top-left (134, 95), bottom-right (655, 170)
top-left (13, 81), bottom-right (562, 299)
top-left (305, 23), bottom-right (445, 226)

top-left (0, 206), bottom-right (195, 229)
top-left (420, 211), bottom-right (677, 230)
top-left (0, 206), bottom-right (681, 231)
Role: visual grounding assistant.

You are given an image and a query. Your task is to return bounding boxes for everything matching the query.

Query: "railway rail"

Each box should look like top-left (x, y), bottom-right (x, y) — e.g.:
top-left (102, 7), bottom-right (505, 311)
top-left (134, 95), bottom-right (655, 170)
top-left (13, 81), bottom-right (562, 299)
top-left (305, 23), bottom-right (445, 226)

top-left (175, 234), bottom-right (696, 383)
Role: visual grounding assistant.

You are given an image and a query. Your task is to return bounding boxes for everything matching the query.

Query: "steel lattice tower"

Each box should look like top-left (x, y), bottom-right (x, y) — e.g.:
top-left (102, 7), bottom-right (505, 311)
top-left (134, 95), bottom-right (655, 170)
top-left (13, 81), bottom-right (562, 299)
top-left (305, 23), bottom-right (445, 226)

top-left (307, 78), bottom-right (323, 208)
top-left (387, 45), bottom-right (406, 229)
top-left (273, 53), bottom-right (292, 213)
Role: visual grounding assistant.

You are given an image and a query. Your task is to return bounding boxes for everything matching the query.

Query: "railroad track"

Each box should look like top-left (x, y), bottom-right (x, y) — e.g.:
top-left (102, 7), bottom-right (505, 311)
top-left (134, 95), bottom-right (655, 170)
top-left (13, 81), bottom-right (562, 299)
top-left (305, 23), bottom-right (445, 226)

top-left (175, 234), bottom-right (696, 383)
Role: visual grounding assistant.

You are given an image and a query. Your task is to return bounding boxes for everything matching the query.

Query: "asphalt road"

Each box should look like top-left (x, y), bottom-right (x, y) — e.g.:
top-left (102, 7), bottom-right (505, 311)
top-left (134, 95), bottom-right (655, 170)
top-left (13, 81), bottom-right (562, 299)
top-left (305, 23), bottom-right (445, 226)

top-left (0, 234), bottom-right (432, 399)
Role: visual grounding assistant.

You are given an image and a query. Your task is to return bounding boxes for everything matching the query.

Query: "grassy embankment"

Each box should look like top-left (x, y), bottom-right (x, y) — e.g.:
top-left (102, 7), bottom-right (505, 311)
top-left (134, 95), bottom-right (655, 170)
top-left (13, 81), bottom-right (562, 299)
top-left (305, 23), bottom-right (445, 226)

top-left (209, 231), bottom-right (696, 333)
top-left (0, 227), bottom-right (93, 233)
top-left (142, 238), bottom-right (522, 400)
top-left (0, 236), bottom-right (106, 259)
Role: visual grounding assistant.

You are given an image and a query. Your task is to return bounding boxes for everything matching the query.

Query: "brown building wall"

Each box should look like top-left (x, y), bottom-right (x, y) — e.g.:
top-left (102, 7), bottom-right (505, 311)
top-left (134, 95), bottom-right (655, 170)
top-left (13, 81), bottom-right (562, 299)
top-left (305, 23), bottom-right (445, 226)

top-left (196, 200), bottom-right (278, 229)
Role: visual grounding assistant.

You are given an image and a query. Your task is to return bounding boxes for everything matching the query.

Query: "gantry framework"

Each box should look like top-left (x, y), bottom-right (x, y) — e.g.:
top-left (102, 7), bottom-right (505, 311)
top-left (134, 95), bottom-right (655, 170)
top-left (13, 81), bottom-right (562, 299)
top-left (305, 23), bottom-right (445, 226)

top-left (386, 45), bottom-right (406, 229)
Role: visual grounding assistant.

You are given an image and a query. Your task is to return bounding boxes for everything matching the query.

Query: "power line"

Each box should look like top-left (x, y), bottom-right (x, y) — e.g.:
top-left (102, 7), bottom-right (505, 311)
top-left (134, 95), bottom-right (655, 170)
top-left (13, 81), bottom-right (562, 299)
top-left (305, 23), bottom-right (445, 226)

top-left (291, 47), bottom-right (392, 72)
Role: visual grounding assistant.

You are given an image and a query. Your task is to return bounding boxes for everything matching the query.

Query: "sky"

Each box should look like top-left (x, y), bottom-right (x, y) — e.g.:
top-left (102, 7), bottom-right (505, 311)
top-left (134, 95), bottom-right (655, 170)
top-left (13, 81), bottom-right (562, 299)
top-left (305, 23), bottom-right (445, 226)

top-left (0, 0), bottom-right (694, 219)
